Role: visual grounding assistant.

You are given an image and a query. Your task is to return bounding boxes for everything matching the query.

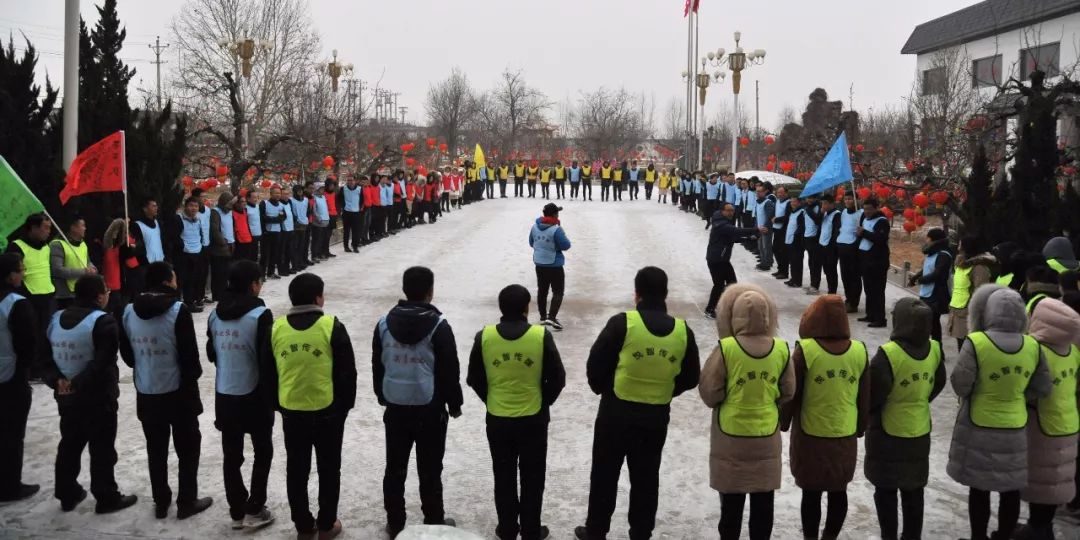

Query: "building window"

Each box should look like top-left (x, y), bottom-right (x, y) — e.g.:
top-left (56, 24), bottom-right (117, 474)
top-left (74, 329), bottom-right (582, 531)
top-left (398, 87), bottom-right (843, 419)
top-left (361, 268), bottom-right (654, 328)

top-left (972, 55), bottom-right (1002, 88)
top-left (922, 67), bottom-right (946, 95)
top-left (1020, 43), bottom-right (1060, 80)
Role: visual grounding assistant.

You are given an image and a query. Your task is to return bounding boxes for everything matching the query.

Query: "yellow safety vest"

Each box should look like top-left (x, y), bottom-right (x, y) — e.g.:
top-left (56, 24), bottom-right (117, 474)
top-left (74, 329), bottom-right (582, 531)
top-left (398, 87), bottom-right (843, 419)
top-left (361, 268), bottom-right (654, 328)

top-left (272, 315), bottom-right (335, 411)
top-left (717, 337), bottom-right (789, 437)
top-left (645, 169), bottom-right (656, 183)
top-left (1027, 293), bottom-right (1048, 315)
top-left (996, 273), bottom-right (1014, 287)
top-left (55, 239), bottom-right (89, 293)
top-left (1036, 343), bottom-right (1080, 436)
top-left (515, 164), bottom-right (526, 177)
top-left (481, 324), bottom-right (545, 417)
top-left (968, 331), bottom-right (1039, 429)
top-left (527, 167), bottom-right (539, 180)
top-left (486, 167), bottom-right (496, 179)
top-left (949, 266), bottom-right (974, 310)
top-left (540, 170), bottom-right (551, 183)
top-left (13, 239), bottom-right (55, 295)
top-left (613, 169), bottom-right (623, 182)
top-left (1048, 259), bottom-right (1069, 274)
top-left (601, 166), bottom-right (612, 179)
top-left (798, 338), bottom-right (867, 438)
top-left (613, 310), bottom-right (688, 405)
top-left (499, 166), bottom-right (509, 179)
top-left (582, 166), bottom-right (592, 178)
top-left (881, 340), bottom-right (941, 438)
top-left (467, 168), bottom-right (477, 181)
top-left (554, 166), bottom-right (566, 180)
top-left (659, 174), bottom-right (671, 189)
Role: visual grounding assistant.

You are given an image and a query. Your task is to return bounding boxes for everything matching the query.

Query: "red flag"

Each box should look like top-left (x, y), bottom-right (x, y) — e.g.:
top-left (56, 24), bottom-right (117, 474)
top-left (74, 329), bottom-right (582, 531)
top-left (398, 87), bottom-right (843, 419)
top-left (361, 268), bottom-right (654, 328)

top-left (683, 0), bottom-right (700, 16)
top-left (61, 130), bottom-right (125, 205)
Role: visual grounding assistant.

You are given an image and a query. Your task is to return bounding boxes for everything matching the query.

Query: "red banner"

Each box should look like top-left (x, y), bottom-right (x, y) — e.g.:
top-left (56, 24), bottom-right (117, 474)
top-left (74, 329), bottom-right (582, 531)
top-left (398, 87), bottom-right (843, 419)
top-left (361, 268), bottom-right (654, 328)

top-left (60, 130), bottom-right (125, 205)
top-left (683, 0), bottom-right (700, 17)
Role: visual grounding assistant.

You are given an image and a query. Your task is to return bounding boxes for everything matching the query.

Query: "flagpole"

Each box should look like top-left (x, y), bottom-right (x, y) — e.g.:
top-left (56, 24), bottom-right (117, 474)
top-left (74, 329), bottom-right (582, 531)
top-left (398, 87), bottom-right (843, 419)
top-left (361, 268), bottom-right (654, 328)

top-left (120, 130), bottom-right (131, 247)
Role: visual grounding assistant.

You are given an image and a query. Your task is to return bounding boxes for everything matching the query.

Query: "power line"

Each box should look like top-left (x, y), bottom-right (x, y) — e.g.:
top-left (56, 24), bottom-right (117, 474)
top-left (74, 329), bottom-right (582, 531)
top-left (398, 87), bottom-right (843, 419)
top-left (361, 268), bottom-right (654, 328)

top-left (148, 35), bottom-right (169, 109)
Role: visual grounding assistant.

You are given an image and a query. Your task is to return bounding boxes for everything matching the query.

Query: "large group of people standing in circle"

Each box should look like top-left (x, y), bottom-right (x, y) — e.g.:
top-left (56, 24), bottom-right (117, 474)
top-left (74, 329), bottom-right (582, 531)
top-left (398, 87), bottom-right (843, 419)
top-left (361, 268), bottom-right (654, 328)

top-left (0, 150), bottom-right (1079, 540)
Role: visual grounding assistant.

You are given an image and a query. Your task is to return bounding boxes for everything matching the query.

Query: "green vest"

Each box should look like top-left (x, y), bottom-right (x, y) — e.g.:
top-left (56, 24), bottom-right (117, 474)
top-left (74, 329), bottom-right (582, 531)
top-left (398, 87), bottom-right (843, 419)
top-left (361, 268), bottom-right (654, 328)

top-left (56, 240), bottom-right (89, 293)
top-left (995, 272), bottom-right (1014, 287)
top-left (1036, 343), bottom-right (1080, 436)
top-left (272, 314), bottom-right (335, 411)
top-left (614, 310), bottom-right (688, 405)
top-left (949, 266), bottom-right (973, 310)
top-left (717, 337), bottom-right (789, 437)
top-left (13, 239), bottom-right (55, 295)
top-left (881, 340), bottom-right (942, 438)
top-left (798, 338), bottom-right (867, 438)
top-left (1026, 293), bottom-right (1048, 315)
top-left (1047, 259), bottom-right (1069, 274)
top-left (968, 331), bottom-right (1039, 429)
top-left (481, 324), bottom-right (545, 417)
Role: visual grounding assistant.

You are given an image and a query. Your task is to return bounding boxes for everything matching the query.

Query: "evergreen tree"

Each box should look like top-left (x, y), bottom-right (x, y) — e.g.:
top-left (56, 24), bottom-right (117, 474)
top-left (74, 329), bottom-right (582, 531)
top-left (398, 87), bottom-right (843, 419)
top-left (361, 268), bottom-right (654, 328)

top-left (1006, 71), bottom-right (1063, 248)
top-left (1060, 182), bottom-right (1080, 252)
top-left (959, 144), bottom-right (994, 241)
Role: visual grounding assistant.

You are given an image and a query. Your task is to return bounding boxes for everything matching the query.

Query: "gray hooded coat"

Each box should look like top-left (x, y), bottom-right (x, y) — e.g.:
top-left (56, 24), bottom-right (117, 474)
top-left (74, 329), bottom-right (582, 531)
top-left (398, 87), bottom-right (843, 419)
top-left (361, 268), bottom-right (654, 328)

top-left (947, 285), bottom-right (1052, 492)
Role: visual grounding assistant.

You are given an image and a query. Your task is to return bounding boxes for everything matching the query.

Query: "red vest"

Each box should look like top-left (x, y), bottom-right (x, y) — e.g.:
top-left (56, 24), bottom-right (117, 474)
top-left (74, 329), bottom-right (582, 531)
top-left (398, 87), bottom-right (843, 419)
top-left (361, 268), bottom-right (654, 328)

top-left (442, 176), bottom-right (453, 190)
top-left (233, 211), bottom-right (252, 244)
top-left (326, 193), bottom-right (338, 216)
top-left (103, 247), bottom-right (121, 291)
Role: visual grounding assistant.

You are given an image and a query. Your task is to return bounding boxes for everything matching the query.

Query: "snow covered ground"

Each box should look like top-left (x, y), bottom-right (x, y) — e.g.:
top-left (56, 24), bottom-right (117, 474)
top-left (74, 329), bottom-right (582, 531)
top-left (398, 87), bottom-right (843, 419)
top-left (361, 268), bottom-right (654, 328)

top-left (2, 195), bottom-right (1078, 539)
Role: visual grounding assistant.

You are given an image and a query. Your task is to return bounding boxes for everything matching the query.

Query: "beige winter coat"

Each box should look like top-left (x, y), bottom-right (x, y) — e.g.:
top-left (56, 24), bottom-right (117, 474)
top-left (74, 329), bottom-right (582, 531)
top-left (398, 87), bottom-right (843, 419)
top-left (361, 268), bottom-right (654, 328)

top-left (699, 284), bottom-right (795, 494)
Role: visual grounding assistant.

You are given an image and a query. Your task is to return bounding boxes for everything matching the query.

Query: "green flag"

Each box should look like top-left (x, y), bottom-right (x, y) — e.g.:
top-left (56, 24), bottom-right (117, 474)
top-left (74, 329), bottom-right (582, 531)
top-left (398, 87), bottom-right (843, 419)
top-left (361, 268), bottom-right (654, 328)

top-left (0, 155), bottom-right (46, 251)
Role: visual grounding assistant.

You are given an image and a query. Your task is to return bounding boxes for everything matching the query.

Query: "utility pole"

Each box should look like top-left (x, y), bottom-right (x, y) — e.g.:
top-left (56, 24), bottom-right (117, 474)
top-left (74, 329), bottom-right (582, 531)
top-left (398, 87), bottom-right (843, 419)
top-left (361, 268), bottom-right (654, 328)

top-left (148, 36), bottom-right (170, 109)
top-left (391, 92), bottom-right (401, 124)
top-left (62, 0), bottom-right (79, 169)
top-left (755, 80), bottom-right (760, 137)
top-left (399, 106), bottom-right (408, 125)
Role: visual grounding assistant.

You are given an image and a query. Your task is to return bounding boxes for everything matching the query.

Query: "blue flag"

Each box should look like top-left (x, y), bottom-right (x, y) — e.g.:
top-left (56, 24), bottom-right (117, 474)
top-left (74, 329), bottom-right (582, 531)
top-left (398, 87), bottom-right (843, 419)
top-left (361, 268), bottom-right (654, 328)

top-left (800, 132), bottom-right (853, 197)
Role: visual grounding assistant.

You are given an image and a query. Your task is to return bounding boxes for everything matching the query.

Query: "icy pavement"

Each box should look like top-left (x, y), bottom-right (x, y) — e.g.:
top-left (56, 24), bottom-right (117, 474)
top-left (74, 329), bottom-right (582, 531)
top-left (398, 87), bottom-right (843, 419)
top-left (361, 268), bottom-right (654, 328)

top-left (2, 196), bottom-right (1078, 539)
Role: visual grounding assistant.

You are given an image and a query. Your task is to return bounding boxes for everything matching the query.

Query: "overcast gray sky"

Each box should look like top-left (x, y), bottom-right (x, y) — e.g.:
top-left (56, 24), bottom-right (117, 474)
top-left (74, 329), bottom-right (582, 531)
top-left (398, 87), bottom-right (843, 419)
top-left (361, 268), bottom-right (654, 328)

top-left (4, 0), bottom-right (975, 131)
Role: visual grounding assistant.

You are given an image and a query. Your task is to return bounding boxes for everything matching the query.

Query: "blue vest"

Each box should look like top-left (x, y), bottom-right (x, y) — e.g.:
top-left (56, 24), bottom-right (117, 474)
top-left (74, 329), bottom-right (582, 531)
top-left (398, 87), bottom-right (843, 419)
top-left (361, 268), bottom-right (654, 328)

top-left (342, 186), bottom-right (362, 212)
top-left (123, 302), bottom-right (182, 395)
top-left (380, 185), bottom-right (394, 206)
top-left (531, 223), bottom-right (560, 265)
top-left (246, 204), bottom-right (262, 237)
top-left (837, 209), bottom-right (863, 245)
top-left (819, 210), bottom-right (840, 246)
top-left (262, 201), bottom-right (283, 233)
top-left (280, 201), bottom-right (295, 232)
top-left (290, 198), bottom-right (309, 226)
top-left (725, 183), bottom-right (740, 204)
top-left (209, 306), bottom-right (266, 396)
top-left (706, 182), bottom-right (722, 201)
top-left (772, 199), bottom-right (789, 230)
top-left (755, 196), bottom-right (773, 228)
top-left (214, 207), bottom-right (235, 244)
top-left (919, 252), bottom-right (951, 299)
top-left (747, 192), bottom-right (758, 215)
top-left (0, 293), bottom-right (24, 384)
top-left (179, 216), bottom-right (203, 254)
top-left (803, 207), bottom-right (820, 238)
top-left (628, 169), bottom-right (640, 182)
top-left (378, 315), bottom-right (442, 405)
top-left (136, 221), bottom-right (165, 262)
top-left (198, 208), bottom-right (211, 247)
top-left (314, 195), bottom-right (330, 223)
top-left (859, 216), bottom-right (887, 251)
top-left (569, 167), bottom-right (581, 183)
top-left (48, 310), bottom-right (106, 380)
top-left (785, 208), bottom-right (804, 245)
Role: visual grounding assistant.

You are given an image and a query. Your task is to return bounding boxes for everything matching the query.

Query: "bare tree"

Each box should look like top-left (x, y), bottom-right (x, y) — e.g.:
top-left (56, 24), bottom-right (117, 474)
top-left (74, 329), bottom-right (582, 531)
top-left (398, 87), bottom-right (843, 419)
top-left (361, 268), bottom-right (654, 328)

top-left (426, 67), bottom-right (476, 159)
top-left (664, 97), bottom-right (685, 140)
top-left (774, 105), bottom-right (797, 134)
top-left (490, 69), bottom-right (550, 150)
top-left (573, 87), bottom-right (649, 158)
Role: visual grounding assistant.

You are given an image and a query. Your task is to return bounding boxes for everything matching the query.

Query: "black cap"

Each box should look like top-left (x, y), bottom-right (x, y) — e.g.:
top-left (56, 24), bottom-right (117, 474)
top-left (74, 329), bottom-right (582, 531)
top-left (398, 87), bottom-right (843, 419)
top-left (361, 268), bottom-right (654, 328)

top-left (927, 228), bottom-right (947, 241)
top-left (542, 203), bottom-right (563, 217)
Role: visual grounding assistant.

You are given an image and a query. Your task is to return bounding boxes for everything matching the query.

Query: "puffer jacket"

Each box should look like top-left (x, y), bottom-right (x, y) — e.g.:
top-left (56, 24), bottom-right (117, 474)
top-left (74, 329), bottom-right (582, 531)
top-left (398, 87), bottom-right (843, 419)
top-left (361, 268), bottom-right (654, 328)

top-left (699, 284), bottom-right (795, 493)
top-left (864, 298), bottom-right (947, 490)
top-left (947, 285), bottom-right (1052, 492)
top-left (780, 294), bottom-right (870, 491)
top-left (1022, 298), bottom-right (1080, 505)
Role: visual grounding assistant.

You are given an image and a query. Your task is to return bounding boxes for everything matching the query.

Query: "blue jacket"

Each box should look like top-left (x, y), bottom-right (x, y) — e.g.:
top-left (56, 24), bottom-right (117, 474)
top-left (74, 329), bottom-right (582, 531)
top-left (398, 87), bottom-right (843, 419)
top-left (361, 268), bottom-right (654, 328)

top-left (528, 218), bottom-right (571, 268)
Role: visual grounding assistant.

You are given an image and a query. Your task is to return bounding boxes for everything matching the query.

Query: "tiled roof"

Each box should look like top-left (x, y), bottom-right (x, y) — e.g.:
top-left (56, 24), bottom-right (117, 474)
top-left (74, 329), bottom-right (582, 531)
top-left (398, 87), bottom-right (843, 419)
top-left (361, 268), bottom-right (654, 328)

top-left (901, 0), bottom-right (1080, 55)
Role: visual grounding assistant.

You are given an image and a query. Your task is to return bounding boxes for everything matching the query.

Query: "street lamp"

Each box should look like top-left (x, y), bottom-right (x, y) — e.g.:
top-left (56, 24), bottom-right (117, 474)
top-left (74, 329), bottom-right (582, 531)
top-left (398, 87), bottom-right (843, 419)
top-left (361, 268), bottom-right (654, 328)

top-left (217, 37), bottom-right (273, 78)
top-left (319, 49), bottom-right (354, 92)
top-left (712, 31), bottom-right (766, 173)
top-left (695, 57), bottom-right (725, 170)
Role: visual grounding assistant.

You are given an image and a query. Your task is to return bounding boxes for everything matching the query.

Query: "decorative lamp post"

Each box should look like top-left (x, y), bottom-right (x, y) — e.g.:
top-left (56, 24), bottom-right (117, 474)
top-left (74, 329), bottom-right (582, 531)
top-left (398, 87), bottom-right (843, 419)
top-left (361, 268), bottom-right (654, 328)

top-left (695, 56), bottom-right (725, 170)
top-left (713, 31), bottom-right (765, 173)
top-left (320, 49), bottom-right (354, 92)
top-left (217, 37), bottom-right (273, 78)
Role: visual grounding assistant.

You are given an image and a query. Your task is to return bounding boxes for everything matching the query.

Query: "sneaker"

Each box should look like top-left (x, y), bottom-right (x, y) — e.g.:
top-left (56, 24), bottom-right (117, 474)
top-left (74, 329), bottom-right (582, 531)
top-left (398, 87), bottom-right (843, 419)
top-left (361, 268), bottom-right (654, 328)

top-left (318, 519), bottom-right (342, 540)
top-left (343, 246), bottom-right (353, 253)
top-left (60, 488), bottom-right (87, 512)
top-left (548, 319), bottom-right (564, 331)
top-left (538, 525), bottom-right (550, 539)
top-left (176, 497), bottom-right (213, 519)
top-left (845, 304), bottom-right (858, 314)
top-left (244, 507), bottom-right (275, 530)
top-left (857, 316), bottom-right (871, 322)
top-left (539, 318), bottom-right (551, 326)
top-left (94, 493), bottom-right (137, 514)
top-left (785, 282), bottom-right (801, 288)
top-left (774, 274), bottom-right (789, 280)
top-left (704, 310), bottom-right (717, 320)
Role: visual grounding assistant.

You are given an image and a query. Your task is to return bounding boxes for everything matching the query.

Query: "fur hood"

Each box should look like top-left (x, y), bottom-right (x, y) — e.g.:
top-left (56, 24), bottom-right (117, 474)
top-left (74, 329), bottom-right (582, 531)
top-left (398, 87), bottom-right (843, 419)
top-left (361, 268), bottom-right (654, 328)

top-left (956, 252), bottom-right (998, 271)
top-left (103, 218), bottom-right (128, 249)
top-left (715, 283), bottom-right (778, 339)
top-left (798, 294), bottom-right (850, 339)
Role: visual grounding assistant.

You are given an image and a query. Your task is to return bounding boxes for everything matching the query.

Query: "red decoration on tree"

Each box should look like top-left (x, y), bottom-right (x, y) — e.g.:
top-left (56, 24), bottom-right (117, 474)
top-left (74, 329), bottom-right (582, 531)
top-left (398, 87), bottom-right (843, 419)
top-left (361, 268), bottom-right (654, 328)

top-left (368, 143), bottom-right (377, 153)
top-left (875, 186), bottom-right (892, 200)
top-left (260, 179), bottom-right (273, 189)
top-left (780, 161), bottom-right (794, 174)
top-left (903, 208), bottom-right (916, 220)
top-left (764, 135), bottom-right (775, 145)
top-left (835, 186), bottom-right (845, 199)
top-left (855, 144), bottom-right (865, 153)
top-left (767, 154), bottom-right (777, 162)
top-left (309, 161), bottom-right (319, 171)
top-left (930, 190), bottom-right (949, 206)
top-left (215, 165), bottom-right (229, 177)
top-left (739, 137), bottom-right (750, 147)
top-left (857, 187), bottom-right (871, 200)
top-left (914, 214), bottom-right (927, 227)
top-left (881, 206), bottom-right (894, 220)
top-left (181, 175), bottom-right (194, 188)
top-left (903, 221), bottom-right (917, 233)
top-left (765, 162), bottom-right (775, 172)
top-left (405, 157), bottom-right (416, 167)
top-left (895, 189), bottom-right (906, 200)
top-left (905, 161), bottom-right (916, 172)
top-left (912, 193), bottom-right (930, 209)
top-left (426, 137), bottom-right (437, 148)
top-left (439, 143), bottom-right (448, 153)
top-left (401, 142), bottom-right (415, 153)
top-left (323, 155), bottom-right (335, 169)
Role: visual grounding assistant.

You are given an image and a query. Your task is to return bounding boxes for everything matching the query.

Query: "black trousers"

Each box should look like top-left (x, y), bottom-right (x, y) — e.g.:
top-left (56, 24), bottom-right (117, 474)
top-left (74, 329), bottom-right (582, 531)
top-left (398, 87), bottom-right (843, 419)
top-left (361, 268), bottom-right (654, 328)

top-left (772, 232), bottom-right (788, 275)
top-left (499, 180), bottom-right (508, 197)
top-left (210, 253), bottom-right (232, 302)
top-left (719, 491), bottom-right (774, 540)
top-left (441, 193), bottom-right (452, 212)
top-left (861, 259), bottom-right (889, 324)
top-left (221, 425), bottom-right (273, 521)
top-left (628, 182), bottom-right (639, 199)
top-left (486, 180), bottom-right (495, 199)
top-left (178, 252), bottom-right (204, 305)
top-left (55, 405), bottom-right (120, 504)
top-left (787, 239), bottom-right (806, 286)
top-left (293, 228), bottom-right (310, 268)
top-left (361, 209), bottom-right (372, 240)
top-left (821, 243), bottom-right (839, 294)
top-left (806, 241), bottom-right (823, 289)
top-left (706, 259), bottom-right (737, 312)
top-left (514, 180), bottom-right (524, 197)
top-left (582, 180), bottom-right (592, 199)
top-left (644, 183), bottom-right (654, 200)
top-left (541, 184), bottom-right (550, 199)
top-left (801, 489), bottom-right (848, 539)
top-left (570, 183), bottom-right (580, 198)
top-left (283, 412), bottom-right (345, 532)
top-left (968, 489), bottom-right (1019, 540)
top-left (0, 382), bottom-right (31, 497)
top-left (535, 266), bottom-right (565, 321)
top-left (487, 415), bottom-right (548, 540)
top-left (278, 232), bottom-right (293, 274)
top-left (1027, 502), bottom-right (1057, 536)
top-left (528, 182), bottom-right (537, 198)
top-left (601, 180), bottom-right (611, 201)
top-left (614, 182), bottom-right (623, 201)
top-left (555, 180), bottom-right (565, 199)
top-left (838, 244), bottom-right (861, 308)
top-left (140, 412), bottom-right (201, 506)
top-left (237, 240), bottom-right (258, 262)
top-left (342, 212), bottom-right (361, 249)
top-left (260, 232), bottom-right (279, 276)
top-left (383, 405), bottom-right (448, 530)
top-left (309, 226), bottom-right (326, 259)
top-left (874, 487), bottom-right (923, 540)
top-left (584, 411), bottom-right (668, 540)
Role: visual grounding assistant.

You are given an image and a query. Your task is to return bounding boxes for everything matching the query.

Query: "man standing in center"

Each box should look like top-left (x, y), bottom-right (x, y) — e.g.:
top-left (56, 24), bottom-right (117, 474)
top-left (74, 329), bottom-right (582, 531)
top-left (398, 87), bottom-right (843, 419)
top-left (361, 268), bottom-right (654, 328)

top-left (373, 266), bottom-right (463, 539)
top-left (529, 204), bottom-right (571, 331)
top-left (575, 267), bottom-right (701, 540)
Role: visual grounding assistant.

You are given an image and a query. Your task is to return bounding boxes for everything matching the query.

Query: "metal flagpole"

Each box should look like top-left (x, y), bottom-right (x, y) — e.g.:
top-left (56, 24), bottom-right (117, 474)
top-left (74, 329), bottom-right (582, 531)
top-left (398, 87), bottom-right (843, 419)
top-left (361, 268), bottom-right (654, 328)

top-left (121, 130), bottom-right (131, 247)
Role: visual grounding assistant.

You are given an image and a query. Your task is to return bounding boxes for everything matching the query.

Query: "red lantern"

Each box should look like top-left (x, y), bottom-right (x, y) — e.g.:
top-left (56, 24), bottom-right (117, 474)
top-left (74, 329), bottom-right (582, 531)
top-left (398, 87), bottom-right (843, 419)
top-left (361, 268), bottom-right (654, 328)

top-left (914, 214), bottom-right (927, 227)
top-left (875, 186), bottom-right (891, 200)
top-left (905, 161), bottom-right (916, 173)
top-left (401, 143), bottom-right (412, 153)
top-left (881, 206), bottom-right (894, 220)
top-left (912, 193), bottom-right (930, 209)
top-left (903, 221), bottom-right (917, 233)
top-left (309, 161), bottom-right (320, 171)
top-left (767, 154), bottom-right (777, 162)
top-left (855, 144), bottom-right (865, 153)
top-left (857, 187), bottom-right (872, 200)
top-left (260, 179), bottom-right (273, 189)
top-left (368, 143), bottom-right (377, 153)
top-left (764, 135), bottom-right (776, 145)
top-left (323, 155), bottom-right (335, 169)
top-left (739, 137), bottom-right (750, 147)
top-left (895, 188), bottom-right (906, 200)
top-left (835, 186), bottom-right (846, 199)
top-left (903, 208), bottom-right (916, 220)
top-left (215, 165), bottom-right (229, 177)
top-left (765, 162), bottom-right (775, 172)
top-left (930, 190), bottom-right (949, 206)
top-left (181, 175), bottom-right (194, 188)
top-left (780, 161), bottom-right (794, 174)
top-left (439, 143), bottom-right (448, 153)
top-left (405, 157), bottom-right (416, 167)
top-left (426, 137), bottom-right (436, 148)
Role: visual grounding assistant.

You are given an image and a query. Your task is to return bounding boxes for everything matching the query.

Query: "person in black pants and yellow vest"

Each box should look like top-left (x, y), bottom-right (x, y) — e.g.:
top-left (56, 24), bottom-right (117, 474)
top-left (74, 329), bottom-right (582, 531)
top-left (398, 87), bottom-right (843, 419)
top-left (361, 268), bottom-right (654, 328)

top-left (0, 253), bottom-right (40, 503)
top-left (575, 267), bottom-right (701, 540)
top-left (263, 272), bottom-right (356, 540)
top-left (467, 284), bottom-right (566, 540)
top-left (514, 161), bottom-right (527, 198)
top-left (373, 266), bottom-right (463, 539)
